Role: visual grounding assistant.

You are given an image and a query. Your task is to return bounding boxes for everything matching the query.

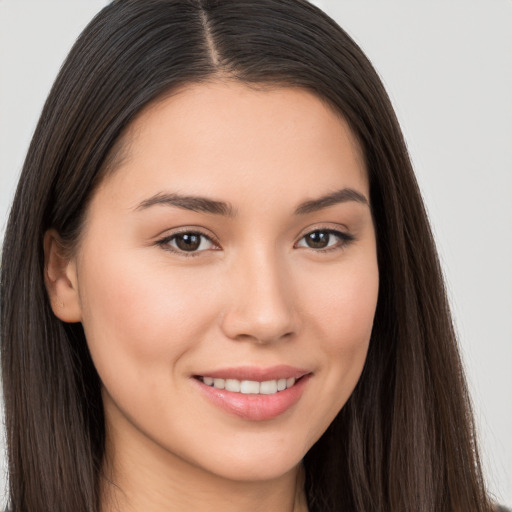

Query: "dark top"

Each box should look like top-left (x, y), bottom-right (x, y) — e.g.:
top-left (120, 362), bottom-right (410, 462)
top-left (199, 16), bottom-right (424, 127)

top-left (4, 504), bottom-right (512, 511)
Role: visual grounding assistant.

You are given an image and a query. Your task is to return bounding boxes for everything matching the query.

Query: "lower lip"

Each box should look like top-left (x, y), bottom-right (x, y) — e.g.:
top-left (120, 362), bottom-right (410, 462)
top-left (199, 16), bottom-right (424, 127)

top-left (195, 375), bottom-right (311, 421)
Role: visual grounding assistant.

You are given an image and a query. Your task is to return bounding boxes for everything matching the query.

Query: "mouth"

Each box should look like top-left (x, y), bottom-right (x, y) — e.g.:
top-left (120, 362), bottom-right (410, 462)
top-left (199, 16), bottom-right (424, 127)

top-left (195, 376), bottom-right (299, 395)
top-left (193, 367), bottom-right (311, 421)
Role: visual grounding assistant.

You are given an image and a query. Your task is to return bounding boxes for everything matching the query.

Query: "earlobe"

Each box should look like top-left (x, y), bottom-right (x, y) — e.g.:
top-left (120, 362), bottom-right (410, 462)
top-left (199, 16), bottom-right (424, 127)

top-left (43, 229), bottom-right (82, 323)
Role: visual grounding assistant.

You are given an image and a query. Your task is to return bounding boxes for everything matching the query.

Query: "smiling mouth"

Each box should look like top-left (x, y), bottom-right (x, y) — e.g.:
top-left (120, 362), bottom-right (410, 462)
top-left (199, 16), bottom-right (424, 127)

top-left (194, 370), bottom-right (311, 420)
top-left (196, 376), bottom-right (298, 395)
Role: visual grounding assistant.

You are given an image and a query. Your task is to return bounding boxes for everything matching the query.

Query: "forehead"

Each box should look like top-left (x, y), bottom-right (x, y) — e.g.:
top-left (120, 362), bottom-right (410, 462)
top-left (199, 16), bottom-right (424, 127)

top-left (96, 81), bottom-right (368, 209)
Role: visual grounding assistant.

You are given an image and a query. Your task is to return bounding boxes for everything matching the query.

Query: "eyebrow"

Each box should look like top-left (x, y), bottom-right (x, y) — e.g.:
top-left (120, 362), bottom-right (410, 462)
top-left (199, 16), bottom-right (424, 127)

top-left (134, 188), bottom-right (368, 216)
top-left (294, 188), bottom-right (368, 215)
top-left (135, 192), bottom-right (237, 217)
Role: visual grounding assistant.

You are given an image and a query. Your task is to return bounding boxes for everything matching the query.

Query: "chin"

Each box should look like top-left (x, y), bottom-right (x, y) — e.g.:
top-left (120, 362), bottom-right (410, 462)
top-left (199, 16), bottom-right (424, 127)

top-left (182, 433), bottom-right (309, 483)
top-left (205, 456), bottom-right (302, 483)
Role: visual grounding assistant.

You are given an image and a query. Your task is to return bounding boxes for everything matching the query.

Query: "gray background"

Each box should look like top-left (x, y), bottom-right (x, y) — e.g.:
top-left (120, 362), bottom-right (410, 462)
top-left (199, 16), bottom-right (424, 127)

top-left (1, 0), bottom-right (511, 506)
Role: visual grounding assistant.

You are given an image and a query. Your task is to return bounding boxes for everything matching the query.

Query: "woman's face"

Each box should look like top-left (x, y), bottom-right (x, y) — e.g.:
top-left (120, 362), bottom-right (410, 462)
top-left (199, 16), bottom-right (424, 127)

top-left (64, 82), bottom-right (378, 482)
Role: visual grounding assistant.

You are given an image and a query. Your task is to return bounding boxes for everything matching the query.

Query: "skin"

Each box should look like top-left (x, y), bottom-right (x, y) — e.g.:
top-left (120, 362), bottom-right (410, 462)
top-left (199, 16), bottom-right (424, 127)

top-left (45, 82), bottom-right (379, 512)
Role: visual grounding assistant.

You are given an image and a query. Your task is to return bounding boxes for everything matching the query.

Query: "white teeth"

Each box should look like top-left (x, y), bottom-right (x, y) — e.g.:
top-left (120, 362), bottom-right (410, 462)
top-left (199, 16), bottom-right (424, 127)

top-left (225, 379), bottom-right (241, 392)
top-left (240, 380), bottom-right (260, 394)
top-left (260, 380), bottom-right (278, 394)
top-left (213, 378), bottom-right (225, 390)
top-left (201, 376), bottom-right (298, 395)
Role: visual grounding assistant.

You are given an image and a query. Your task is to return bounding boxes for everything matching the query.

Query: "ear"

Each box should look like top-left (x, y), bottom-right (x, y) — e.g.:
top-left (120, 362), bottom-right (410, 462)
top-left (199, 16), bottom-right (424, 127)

top-left (43, 229), bottom-right (82, 323)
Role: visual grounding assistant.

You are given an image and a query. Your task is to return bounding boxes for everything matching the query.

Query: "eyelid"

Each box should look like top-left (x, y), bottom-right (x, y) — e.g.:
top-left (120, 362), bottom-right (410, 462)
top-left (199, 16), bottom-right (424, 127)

top-left (294, 225), bottom-right (355, 251)
top-left (295, 221), bottom-right (350, 237)
top-left (156, 227), bottom-right (221, 256)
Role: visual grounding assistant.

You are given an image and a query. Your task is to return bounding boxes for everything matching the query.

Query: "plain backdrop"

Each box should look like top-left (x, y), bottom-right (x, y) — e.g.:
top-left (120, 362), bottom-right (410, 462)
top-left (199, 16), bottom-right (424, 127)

top-left (0, 0), bottom-right (511, 507)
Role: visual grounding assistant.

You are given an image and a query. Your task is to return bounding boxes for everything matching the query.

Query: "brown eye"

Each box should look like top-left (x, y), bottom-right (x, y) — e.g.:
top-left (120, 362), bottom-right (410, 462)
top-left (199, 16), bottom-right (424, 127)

top-left (175, 233), bottom-right (201, 251)
top-left (296, 229), bottom-right (354, 251)
top-left (303, 231), bottom-right (330, 249)
top-left (164, 232), bottom-right (216, 253)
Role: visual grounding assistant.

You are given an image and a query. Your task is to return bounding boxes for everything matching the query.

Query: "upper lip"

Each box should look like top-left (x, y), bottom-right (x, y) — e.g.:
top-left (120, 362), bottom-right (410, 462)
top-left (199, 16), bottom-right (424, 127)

top-left (194, 365), bottom-right (310, 381)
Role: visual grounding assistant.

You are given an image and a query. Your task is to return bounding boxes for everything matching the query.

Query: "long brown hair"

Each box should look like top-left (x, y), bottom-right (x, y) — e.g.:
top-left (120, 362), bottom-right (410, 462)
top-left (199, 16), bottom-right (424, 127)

top-left (0, 1), bottom-right (492, 511)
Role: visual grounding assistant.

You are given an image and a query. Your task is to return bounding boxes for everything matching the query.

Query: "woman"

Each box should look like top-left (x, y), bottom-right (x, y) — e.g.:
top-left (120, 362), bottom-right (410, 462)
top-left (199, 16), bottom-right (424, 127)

top-left (0, 0), bottom-right (501, 511)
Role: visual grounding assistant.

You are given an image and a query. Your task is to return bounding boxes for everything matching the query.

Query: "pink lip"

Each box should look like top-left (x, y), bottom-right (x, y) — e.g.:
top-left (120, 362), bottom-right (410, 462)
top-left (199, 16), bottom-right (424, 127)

top-left (194, 365), bottom-right (309, 381)
top-left (193, 367), bottom-right (312, 422)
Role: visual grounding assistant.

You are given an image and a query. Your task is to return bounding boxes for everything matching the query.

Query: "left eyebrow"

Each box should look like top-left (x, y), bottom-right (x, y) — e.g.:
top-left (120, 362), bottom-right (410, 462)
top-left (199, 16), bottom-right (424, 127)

top-left (294, 188), bottom-right (369, 215)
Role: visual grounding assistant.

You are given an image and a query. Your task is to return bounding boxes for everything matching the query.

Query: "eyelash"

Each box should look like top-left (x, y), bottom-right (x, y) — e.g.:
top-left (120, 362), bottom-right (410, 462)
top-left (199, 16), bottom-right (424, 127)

top-left (157, 227), bottom-right (355, 257)
top-left (295, 229), bottom-right (355, 252)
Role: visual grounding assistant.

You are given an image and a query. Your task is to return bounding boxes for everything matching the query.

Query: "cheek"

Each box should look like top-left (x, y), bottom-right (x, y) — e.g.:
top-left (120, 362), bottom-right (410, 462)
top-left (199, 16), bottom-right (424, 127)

top-left (77, 248), bottom-right (219, 382)
top-left (301, 254), bottom-right (379, 387)
top-left (287, 255), bottom-right (378, 446)
top-left (305, 254), bottom-right (378, 344)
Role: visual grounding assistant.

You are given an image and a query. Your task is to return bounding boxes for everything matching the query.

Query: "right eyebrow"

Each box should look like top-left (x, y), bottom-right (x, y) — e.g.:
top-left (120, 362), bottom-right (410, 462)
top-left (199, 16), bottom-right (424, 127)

top-left (134, 192), bottom-right (237, 217)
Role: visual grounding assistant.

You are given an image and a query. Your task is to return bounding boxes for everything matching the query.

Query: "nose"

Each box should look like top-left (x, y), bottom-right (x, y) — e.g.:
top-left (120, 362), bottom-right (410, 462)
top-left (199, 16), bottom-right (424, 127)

top-left (220, 249), bottom-right (298, 344)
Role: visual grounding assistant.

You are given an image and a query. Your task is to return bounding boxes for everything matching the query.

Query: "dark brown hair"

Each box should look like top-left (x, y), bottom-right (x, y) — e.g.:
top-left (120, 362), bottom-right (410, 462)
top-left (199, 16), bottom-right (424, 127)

top-left (0, 1), bottom-right (492, 511)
